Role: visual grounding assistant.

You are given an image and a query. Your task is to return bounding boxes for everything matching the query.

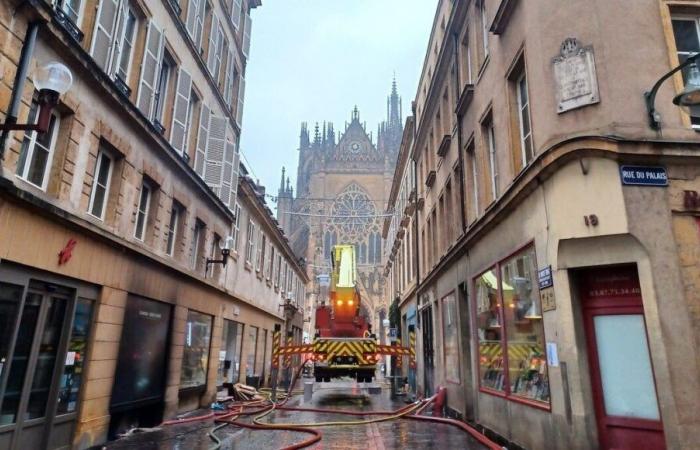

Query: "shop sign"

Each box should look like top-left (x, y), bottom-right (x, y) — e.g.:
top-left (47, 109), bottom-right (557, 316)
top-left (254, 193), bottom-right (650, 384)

top-left (538, 266), bottom-right (553, 289)
top-left (58, 238), bottom-right (77, 265)
top-left (389, 328), bottom-right (397, 341)
top-left (540, 288), bottom-right (556, 312)
top-left (619, 165), bottom-right (668, 186)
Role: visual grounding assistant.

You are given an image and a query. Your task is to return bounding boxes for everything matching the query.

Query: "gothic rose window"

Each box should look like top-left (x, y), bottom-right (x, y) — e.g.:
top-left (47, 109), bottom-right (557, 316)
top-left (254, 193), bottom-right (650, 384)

top-left (325, 183), bottom-right (382, 265)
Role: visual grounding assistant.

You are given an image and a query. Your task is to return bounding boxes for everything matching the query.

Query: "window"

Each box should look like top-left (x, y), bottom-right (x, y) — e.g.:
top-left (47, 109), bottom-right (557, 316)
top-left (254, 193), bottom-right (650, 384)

top-left (256, 232), bottom-right (266, 273)
top-left (280, 261), bottom-right (287, 295)
top-left (153, 51), bottom-right (174, 126)
top-left (218, 320), bottom-right (243, 386)
top-left (166, 202), bottom-right (181, 256)
top-left (180, 310), bottom-right (212, 389)
top-left (242, 12), bottom-right (252, 58)
top-left (185, 0), bottom-right (206, 50)
top-left (275, 254), bottom-right (282, 287)
top-left (232, 202), bottom-right (241, 252)
top-left (474, 246), bottom-right (550, 405)
top-left (191, 219), bottom-right (204, 269)
top-left (184, 90), bottom-right (199, 155)
top-left (671, 16), bottom-right (700, 127)
top-left (88, 149), bottom-right (113, 219)
top-left (267, 245), bottom-right (275, 280)
top-left (461, 31), bottom-right (473, 85)
top-left (482, 114), bottom-right (498, 200)
top-left (516, 73), bottom-right (533, 165)
top-left (134, 182), bottom-right (151, 241)
top-left (245, 219), bottom-right (256, 264)
top-left (16, 100), bottom-right (60, 190)
top-left (230, 0), bottom-right (243, 29)
top-left (479, 0), bottom-right (489, 60)
top-left (246, 326), bottom-right (259, 377)
top-left (60, 0), bottom-right (84, 25)
top-left (113, 5), bottom-right (137, 82)
top-left (442, 292), bottom-right (460, 383)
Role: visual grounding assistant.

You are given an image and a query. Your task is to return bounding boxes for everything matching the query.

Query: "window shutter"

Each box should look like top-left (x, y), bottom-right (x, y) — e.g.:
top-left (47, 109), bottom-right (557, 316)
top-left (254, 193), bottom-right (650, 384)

top-left (91, 0), bottom-right (121, 71)
top-left (170, 68), bottom-right (192, 154)
top-left (235, 76), bottom-right (245, 127)
top-left (185, 0), bottom-right (199, 39)
top-left (204, 115), bottom-right (227, 195)
top-left (229, 147), bottom-right (240, 209)
top-left (232, 0), bottom-right (242, 29)
top-left (194, 104), bottom-right (210, 177)
top-left (242, 13), bottom-right (252, 58)
top-left (224, 49), bottom-right (235, 106)
top-left (108, 0), bottom-right (128, 76)
top-left (207, 15), bottom-right (220, 74)
top-left (219, 127), bottom-right (236, 206)
top-left (194, 0), bottom-right (206, 49)
top-left (136, 20), bottom-right (164, 119)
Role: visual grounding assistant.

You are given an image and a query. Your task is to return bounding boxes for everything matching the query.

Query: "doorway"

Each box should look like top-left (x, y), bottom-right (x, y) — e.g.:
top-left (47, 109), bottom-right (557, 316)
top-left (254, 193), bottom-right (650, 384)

top-left (0, 279), bottom-right (93, 450)
top-left (578, 265), bottom-right (665, 450)
top-left (420, 305), bottom-right (434, 395)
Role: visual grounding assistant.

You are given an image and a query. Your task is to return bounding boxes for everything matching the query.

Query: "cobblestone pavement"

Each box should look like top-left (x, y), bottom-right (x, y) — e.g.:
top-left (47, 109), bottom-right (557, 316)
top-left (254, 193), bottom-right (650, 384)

top-left (101, 378), bottom-right (489, 450)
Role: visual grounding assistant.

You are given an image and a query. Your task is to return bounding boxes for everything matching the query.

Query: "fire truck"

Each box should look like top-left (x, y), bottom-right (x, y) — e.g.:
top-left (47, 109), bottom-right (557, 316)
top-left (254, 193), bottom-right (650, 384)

top-left (313, 245), bottom-right (377, 382)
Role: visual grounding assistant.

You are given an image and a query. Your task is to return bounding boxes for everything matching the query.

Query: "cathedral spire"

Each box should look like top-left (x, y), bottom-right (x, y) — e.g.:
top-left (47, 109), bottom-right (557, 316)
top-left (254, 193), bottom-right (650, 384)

top-left (300, 122), bottom-right (310, 149)
top-left (313, 122), bottom-right (321, 147)
top-left (280, 166), bottom-right (286, 192)
top-left (351, 105), bottom-right (360, 123)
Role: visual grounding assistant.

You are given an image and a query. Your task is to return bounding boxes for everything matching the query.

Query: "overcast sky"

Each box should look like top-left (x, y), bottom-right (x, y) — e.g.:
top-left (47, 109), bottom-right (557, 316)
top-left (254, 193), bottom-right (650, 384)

top-left (239, 0), bottom-right (438, 208)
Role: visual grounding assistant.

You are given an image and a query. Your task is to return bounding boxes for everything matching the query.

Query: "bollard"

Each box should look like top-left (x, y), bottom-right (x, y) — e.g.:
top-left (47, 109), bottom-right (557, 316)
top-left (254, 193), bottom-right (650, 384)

top-left (304, 381), bottom-right (313, 402)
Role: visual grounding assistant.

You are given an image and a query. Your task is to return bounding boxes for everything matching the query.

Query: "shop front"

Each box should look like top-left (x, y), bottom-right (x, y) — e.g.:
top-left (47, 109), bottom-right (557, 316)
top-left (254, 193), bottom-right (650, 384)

top-left (0, 263), bottom-right (97, 450)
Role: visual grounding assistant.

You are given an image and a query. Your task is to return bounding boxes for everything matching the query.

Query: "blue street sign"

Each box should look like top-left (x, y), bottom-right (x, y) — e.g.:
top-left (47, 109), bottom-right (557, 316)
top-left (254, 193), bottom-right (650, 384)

top-left (619, 165), bottom-right (668, 186)
top-left (538, 266), bottom-right (553, 290)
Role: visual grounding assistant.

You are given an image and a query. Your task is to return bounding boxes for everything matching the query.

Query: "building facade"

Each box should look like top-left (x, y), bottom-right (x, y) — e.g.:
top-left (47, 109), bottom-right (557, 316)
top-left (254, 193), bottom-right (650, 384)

top-left (384, 1), bottom-right (700, 449)
top-left (0, 1), bottom-right (307, 449)
top-left (276, 84), bottom-right (404, 338)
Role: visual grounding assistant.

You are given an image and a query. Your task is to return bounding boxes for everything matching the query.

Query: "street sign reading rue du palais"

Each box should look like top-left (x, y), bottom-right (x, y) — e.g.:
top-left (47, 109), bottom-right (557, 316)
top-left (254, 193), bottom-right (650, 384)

top-left (619, 165), bottom-right (668, 187)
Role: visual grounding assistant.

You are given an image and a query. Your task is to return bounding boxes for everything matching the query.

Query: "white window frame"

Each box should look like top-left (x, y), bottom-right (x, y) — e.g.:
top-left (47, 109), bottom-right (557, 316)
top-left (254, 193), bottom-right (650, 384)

top-left (166, 203), bottom-right (180, 256)
top-left (480, 0), bottom-right (489, 58)
top-left (246, 219), bottom-right (256, 264)
top-left (516, 72), bottom-right (533, 165)
top-left (88, 149), bottom-right (114, 220)
top-left (468, 143), bottom-right (479, 217)
top-left (16, 106), bottom-right (60, 191)
top-left (232, 202), bottom-right (241, 253)
top-left (671, 15), bottom-right (700, 129)
top-left (256, 231), bottom-right (265, 273)
top-left (153, 54), bottom-right (172, 124)
top-left (112, 4), bottom-right (138, 82)
top-left (486, 120), bottom-right (498, 199)
top-left (58, 0), bottom-right (85, 26)
top-left (134, 182), bottom-right (151, 241)
top-left (184, 90), bottom-right (198, 156)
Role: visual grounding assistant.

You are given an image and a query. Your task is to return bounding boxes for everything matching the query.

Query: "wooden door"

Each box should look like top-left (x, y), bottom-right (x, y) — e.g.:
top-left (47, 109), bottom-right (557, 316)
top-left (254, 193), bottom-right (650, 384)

top-left (579, 265), bottom-right (665, 450)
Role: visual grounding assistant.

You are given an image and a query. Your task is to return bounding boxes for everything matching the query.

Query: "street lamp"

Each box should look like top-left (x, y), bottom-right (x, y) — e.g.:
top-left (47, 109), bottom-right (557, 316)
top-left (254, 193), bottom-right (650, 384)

top-left (645, 52), bottom-right (700, 130)
top-left (206, 235), bottom-right (234, 275)
top-left (0, 62), bottom-right (73, 133)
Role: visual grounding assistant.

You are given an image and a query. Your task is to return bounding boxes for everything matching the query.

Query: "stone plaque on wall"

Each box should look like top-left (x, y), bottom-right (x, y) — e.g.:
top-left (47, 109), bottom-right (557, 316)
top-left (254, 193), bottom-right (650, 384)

top-left (553, 38), bottom-right (600, 113)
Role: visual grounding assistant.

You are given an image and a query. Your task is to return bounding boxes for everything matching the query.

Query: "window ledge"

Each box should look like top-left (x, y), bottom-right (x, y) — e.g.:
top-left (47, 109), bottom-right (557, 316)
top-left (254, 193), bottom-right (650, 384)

top-left (437, 134), bottom-right (452, 158)
top-left (489, 0), bottom-right (519, 35)
top-left (455, 84), bottom-right (475, 118)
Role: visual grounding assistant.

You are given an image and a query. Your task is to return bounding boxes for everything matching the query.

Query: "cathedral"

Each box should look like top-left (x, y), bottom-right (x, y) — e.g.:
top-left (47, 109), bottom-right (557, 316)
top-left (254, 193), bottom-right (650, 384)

top-left (276, 79), bottom-right (404, 335)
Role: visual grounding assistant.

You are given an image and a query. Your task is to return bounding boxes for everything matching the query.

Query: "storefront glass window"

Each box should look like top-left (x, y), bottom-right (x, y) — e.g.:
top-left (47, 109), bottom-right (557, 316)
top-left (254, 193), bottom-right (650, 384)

top-left (56, 298), bottom-right (94, 415)
top-left (217, 320), bottom-right (243, 386)
top-left (0, 283), bottom-right (24, 425)
top-left (501, 247), bottom-right (549, 403)
top-left (442, 293), bottom-right (460, 383)
top-left (475, 268), bottom-right (505, 392)
top-left (246, 326), bottom-right (259, 377)
top-left (180, 310), bottom-right (213, 389)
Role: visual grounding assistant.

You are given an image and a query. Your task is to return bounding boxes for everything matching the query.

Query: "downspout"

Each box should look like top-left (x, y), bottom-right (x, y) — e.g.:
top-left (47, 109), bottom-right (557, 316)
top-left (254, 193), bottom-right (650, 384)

top-left (0, 20), bottom-right (40, 160)
top-left (453, 31), bottom-right (467, 233)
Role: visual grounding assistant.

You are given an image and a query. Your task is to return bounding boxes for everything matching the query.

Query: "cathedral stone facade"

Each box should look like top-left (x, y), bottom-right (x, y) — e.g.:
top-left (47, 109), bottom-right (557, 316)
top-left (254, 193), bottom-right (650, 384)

top-left (277, 80), bottom-right (403, 334)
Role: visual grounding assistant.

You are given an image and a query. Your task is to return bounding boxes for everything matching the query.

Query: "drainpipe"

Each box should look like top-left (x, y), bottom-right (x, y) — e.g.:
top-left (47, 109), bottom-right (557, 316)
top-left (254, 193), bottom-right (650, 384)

top-left (0, 21), bottom-right (40, 160)
top-left (453, 31), bottom-right (467, 233)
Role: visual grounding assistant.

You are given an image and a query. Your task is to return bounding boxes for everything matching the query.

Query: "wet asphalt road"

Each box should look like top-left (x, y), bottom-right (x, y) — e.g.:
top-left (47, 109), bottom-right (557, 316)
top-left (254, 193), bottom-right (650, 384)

top-left (101, 378), bottom-right (489, 450)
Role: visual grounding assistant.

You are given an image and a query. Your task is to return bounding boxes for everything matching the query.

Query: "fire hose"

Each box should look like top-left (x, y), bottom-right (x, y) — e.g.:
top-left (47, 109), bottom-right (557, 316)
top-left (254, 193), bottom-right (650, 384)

top-left (158, 358), bottom-right (500, 450)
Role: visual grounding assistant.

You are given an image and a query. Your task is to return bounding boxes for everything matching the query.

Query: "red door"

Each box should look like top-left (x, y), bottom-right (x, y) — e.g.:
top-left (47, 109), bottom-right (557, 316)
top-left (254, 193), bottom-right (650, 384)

top-left (579, 265), bottom-right (665, 450)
